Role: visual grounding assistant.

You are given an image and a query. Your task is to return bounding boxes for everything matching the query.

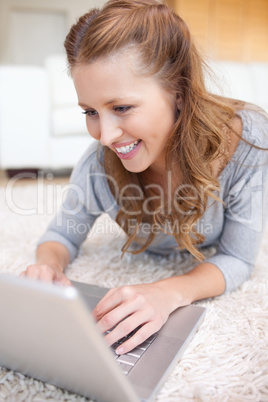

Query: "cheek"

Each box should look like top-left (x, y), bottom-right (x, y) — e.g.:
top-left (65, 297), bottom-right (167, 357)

top-left (159, 104), bottom-right (176, 139)
top-left (147, 107), bottom-right (174, 143)
top-left (86, 119), bottom-right (100, 140)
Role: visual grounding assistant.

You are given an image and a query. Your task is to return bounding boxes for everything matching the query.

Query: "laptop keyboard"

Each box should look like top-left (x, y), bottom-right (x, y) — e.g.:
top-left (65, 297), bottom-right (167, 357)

top-left (109, 329), bottom-right (158, 375)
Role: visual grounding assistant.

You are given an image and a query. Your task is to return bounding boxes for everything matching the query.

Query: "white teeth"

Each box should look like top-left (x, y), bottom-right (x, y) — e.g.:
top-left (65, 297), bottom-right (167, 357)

top-left (116, 140), bottom-right (139, 154)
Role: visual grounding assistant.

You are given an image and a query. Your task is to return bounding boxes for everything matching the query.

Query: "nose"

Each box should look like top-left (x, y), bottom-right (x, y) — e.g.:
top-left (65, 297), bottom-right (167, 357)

top-left (99, 115), bottom-right (123, 147)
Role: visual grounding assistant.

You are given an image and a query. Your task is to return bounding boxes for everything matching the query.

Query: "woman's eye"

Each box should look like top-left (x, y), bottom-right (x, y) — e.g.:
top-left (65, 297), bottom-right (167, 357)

top-left (82, 109), bottom-right (98, 117)
top-left (114, 106), bottom-right (132, 113)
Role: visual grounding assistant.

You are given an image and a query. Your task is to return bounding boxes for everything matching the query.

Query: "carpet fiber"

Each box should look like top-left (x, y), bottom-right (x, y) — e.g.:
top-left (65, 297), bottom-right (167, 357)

top-left (0, 184), bottom-right (268, 401)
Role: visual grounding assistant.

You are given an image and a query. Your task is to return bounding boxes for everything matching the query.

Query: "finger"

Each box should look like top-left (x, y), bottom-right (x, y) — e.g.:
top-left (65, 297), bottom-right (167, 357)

top-left (115, 321), bottom-right (161, 355)
top-left (97, 298), bottom-right (138, 334)
top-left (104, 313), bottom-right (139, 346)
top-left (23, 265), bottom-right (43, 280)
top-left (40, 269), bottom-right (57, 283)
top-left (104, 303), bottom-right (156, 346)
top-left (92, 287), bottom-right (126, 320)
top-left (104, 295), bottom-right (155, 345)
top-left (96, 287), bottom-right (146, 332)
top-left (97, 285), bottom-right (137, 318)
top-left (23, 265), bottom-right (55, 283)
top-left (54, 275), bottom-right (72, 287)
top-left (61, 277), bottom-right (72, 286)
top-left (40, 268), bottom-right (70, 286)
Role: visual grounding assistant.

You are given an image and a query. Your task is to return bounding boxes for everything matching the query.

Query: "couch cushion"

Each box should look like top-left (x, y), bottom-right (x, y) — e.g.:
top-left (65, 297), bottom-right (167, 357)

top-left (250, 63), bottom-right (268, 114)
top-left (0, 66), bottom-right (50, 168)
top-left (206, 60), bottom-right (256, 104)
top-left (52, 106), bottom-right (88, 137)
top-left (45, 54), bottom-right (77, 107)
top-left (45, 54), bottom-right (88, 137)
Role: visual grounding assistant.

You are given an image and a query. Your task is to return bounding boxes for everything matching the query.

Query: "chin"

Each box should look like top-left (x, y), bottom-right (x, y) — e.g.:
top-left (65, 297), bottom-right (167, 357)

top-left (121, 161), bottom-right (148, 174)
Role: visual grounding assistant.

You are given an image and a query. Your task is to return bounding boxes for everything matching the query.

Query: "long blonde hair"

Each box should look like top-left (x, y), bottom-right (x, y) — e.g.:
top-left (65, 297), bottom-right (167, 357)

top-left (65, 0), bottom-right (245, 260)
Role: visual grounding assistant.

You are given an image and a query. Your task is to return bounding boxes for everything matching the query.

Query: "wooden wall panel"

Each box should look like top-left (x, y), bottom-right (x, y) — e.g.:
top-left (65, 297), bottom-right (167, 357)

top-left (174, 0), bottom-right (211, 54)
top-left (166, 0), bottom-right (268, 61)
top-left (212, 0), bottom-right (244, 60)
top-left (245, 0), bottom-right (268, 61)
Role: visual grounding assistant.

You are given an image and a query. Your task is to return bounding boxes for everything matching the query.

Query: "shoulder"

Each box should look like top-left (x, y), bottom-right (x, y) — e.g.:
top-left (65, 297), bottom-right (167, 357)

top-left (219, 108), bottom-right (268, 193)
top-left (238, 108), bottom-right (268, 148)
top-left (67, 142), bottom-right (118, 214)
top-left (72, 141), bottom-right (104, 173)
top-left (234, 108), bottom-right (268, 169)
top-left (69, 141), bottom-right (106, 186)
top-left (213, 108), bottom-right (268, 178)
top-left (227, 108), bottom-right (268, 168)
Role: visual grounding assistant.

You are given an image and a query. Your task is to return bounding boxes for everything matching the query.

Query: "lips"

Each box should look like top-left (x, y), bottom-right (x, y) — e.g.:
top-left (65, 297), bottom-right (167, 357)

top-left (114, 139), bottom-right (142, 160)
top-left (115, 139), bottom-right (141, 154)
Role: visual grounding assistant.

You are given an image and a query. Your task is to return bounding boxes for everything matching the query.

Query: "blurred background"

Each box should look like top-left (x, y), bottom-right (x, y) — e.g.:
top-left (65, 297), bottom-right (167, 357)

top-left (168, 0), bottom-right (268, 61)
top-left (0, 0), bottom-right (267, 182)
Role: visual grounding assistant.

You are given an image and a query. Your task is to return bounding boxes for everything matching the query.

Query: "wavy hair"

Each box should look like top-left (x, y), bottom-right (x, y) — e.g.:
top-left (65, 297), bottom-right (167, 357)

top-left (64, 0), bottom-right (246, 260)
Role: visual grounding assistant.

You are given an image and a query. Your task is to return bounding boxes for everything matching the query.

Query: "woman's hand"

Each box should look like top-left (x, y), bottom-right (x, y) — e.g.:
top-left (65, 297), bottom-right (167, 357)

top-left (93, 262), bottom-right (225, 354)
top-left (20, 263), bottom-right (72, 286)
top-left (92, 279), bottom-right (186, 355)
top-left (19, 241), bottom-right (71, 286)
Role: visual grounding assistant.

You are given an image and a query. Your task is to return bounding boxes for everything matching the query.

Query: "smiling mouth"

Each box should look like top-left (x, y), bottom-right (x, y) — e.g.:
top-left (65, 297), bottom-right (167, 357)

top-left (115, 140), bottom-right (141, 154)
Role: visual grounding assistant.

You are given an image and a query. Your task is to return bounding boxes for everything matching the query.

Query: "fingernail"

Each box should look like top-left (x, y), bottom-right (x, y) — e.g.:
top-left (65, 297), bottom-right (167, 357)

top-left (116, 347), bottom-right (124, 355)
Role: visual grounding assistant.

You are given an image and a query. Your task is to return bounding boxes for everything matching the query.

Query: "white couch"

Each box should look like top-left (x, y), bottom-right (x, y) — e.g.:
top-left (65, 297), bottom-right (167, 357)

top-left (0, 56), bottom-right (267, 171)
top-left (0, 55), bottom-right (93, 171)
top-left (206, 60), bottom-right (268, 114)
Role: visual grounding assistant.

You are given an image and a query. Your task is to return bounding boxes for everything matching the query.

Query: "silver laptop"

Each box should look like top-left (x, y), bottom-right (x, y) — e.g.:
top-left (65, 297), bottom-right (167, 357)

top-left (0, 273), bottom-right (206, 401)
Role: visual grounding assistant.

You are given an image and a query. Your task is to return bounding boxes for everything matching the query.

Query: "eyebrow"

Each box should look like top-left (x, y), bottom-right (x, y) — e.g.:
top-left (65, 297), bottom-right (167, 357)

top-left (78, 102), bottom-right (90, 108)
top-left (78, 97), bottom-right (139, 109)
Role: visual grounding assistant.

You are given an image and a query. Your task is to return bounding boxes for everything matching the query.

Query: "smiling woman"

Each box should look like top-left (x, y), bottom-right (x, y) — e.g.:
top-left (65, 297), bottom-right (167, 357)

top-left (72, 54), bottom-right (175, 174)
top-left (20, 0), bottom-right (268, 359)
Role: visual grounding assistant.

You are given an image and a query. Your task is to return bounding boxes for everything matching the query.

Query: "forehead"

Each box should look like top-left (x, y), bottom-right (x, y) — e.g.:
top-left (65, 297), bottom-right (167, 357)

top-left (72, 50), bottom-right (144, 83)
top-left (71, 51), bottom-right (169, 102)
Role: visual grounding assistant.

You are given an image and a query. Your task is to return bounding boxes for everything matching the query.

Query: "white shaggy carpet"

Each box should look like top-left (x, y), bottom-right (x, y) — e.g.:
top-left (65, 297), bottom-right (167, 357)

top-left (0, 183), bottom-right (268, 402)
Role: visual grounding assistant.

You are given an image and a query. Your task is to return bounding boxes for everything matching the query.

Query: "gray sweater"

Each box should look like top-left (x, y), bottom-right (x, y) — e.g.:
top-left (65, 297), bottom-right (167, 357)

top-left (38, 109), bottom-right (268, 293)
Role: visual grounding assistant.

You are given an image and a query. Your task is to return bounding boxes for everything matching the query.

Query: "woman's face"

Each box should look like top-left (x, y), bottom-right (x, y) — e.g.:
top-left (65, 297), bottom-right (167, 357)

top-left (72, 52), bottom-right (176, 176)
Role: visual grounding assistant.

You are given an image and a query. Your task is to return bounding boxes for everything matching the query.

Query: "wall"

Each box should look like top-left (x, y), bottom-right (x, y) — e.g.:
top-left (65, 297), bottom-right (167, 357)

top-left (0, 0), bottom-right (106, 64)
top-left (166, 0), bottom-right (268, 61)
top-left (2, 0), bottom-right (267, 64)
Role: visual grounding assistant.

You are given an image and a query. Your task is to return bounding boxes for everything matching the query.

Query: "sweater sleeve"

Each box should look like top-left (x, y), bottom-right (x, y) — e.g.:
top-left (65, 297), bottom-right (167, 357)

top-left (37, 142), bottom-right (118, 261)
top-left (205, 110), bottom-right (268, 293)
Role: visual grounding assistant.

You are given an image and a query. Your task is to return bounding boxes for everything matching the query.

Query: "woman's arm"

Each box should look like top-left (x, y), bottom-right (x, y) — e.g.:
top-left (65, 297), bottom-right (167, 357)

top-left (178, 262), bottom-right (226, 301)
top-left (93, 262), bottom-right (225, 355)
top-left (20, 241), bottom-right (71, 285)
